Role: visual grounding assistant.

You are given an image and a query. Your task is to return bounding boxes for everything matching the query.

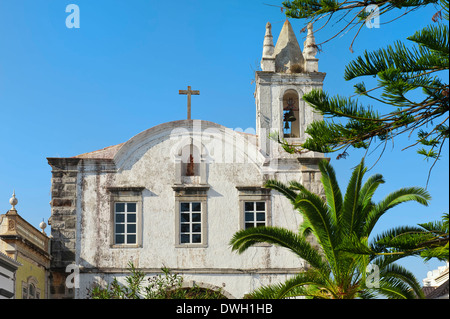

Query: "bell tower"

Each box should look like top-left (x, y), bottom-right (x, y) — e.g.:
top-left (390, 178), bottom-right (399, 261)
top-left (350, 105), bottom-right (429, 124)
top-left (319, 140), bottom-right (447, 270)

top-left (255, 20), bottom-right (326, 159)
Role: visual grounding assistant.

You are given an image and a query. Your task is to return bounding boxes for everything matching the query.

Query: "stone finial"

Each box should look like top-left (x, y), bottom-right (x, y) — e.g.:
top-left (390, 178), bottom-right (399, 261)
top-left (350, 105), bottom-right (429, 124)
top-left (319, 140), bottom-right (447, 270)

top-left (9, 190), bottom-right (18, 210)
top-left (273, 20), bottom-right (304, 73)
top-left (262, 22), bottom-right (274, 58)
top-left (303, 23), bottom-right (318, 59)
top-left (39, 219), bottom-right (47, 234)
top-left (303, 23), bottom-right (319, 72)
top-left (261, 22), bottom-right (276, 72)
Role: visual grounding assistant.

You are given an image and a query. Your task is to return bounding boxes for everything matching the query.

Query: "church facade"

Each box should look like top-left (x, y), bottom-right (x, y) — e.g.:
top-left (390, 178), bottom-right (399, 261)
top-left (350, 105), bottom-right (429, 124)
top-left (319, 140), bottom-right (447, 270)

top-left (47, 20), bottom-right (327, 299)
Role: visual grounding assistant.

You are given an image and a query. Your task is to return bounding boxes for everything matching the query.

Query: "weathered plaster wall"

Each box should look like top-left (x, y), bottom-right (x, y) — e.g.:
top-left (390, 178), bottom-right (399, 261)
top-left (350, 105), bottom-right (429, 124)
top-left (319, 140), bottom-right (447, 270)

top-left (70, 123), bottom-right (317, 298)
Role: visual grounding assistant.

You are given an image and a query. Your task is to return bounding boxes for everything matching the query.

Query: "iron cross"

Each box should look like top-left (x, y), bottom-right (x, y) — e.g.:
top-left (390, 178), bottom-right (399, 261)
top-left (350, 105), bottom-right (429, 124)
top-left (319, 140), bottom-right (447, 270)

top-left (179, 86), bottom-right (200, 120)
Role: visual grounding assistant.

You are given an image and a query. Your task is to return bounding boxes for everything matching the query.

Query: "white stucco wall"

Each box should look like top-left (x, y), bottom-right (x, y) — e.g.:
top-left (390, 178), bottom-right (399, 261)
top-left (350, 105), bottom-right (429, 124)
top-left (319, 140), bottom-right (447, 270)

top-left (73, 121), bottom-right (312, 298)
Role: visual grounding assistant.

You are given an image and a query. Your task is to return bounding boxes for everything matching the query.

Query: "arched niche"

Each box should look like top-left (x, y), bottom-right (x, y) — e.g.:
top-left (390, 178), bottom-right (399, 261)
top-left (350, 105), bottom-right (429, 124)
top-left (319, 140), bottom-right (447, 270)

top-left (173, 137), bottom-right (208, 185)
top-left (282, 89), bottom-right (300, 138)
top-left (180, 143), bottom-right (201, 177)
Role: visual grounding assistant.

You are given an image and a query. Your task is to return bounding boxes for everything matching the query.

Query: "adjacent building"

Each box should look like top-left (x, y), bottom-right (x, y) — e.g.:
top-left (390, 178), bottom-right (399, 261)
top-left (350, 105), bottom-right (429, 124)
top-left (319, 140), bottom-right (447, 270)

top-left (0, 251), bottom-right (21, 299)
top-left (423, 262), bottom-right (449, 299)
top-left (0, 192), bottom-right (51, 299)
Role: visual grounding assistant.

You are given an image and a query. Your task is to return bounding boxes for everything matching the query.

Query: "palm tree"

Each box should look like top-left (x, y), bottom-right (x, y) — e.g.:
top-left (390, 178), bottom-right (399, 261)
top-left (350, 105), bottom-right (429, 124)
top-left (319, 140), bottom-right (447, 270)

top-left (230, 159), bottom-right (431, 299)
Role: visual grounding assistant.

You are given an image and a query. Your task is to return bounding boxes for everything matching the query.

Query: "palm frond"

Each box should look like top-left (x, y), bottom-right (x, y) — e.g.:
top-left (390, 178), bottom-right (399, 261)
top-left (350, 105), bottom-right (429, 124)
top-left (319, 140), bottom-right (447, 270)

top-left (265, 180), bottom-right (298, 204)
top-left (298, 218), bottom-right (314, 238)
top-left (294, 192), bottom-right (339, 270)
top-left (288, 180), bottom-right (308, 192)
top-left (363, 187), bottom-right (431, 236)
top-left (342, 159), bottom-right (367, 234)
top-left (247, 270), bottom-right (332, 299)
top-left (229, 226), bottom-right (326, 271)
top-left (359, 173), bottom-right (385, 210)
top-left (375, 278), bottom-right (418, 299)
top-left (336, 233), bottom-right (375, 256)
top-left (318, 160), bottom-right (343, 230)
top-left (380, 263), bottom-right (425, 299)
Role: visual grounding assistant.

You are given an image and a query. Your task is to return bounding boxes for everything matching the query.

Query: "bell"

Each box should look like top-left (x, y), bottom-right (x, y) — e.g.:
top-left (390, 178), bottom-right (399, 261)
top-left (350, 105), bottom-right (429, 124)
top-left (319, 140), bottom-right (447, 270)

top-left (286, 110), bottom-right (296, 122)
top-left (284, 121), bottom-right (290, 130)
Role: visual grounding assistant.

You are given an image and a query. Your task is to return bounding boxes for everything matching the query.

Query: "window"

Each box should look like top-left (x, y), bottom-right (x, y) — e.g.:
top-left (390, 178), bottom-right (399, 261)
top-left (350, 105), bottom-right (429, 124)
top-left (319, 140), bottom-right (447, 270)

top-left (22, 277), bottom-right (40, 299)
top-left (107, 187), bottom-right (144, 248)
top-left (114, 202), bottom-right (137, 245)
top-left (173, 185), bottom-right (209, 248)
top-left (236, 186), bottom-right (271, 231)
top-left (180, 202), bottom-right (202, 244)
top-left (244, 201), bottom-right (266, 229)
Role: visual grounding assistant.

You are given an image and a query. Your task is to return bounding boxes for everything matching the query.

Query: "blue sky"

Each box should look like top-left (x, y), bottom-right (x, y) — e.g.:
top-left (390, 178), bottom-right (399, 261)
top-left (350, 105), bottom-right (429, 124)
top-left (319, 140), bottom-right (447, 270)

top-left (0, 1), bottom-right (448, 286)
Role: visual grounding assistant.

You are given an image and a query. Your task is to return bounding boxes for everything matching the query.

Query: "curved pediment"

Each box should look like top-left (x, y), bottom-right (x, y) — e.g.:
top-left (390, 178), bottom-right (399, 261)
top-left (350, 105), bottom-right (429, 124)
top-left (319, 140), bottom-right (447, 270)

top-left (113, 120), bottom-right (265, 172)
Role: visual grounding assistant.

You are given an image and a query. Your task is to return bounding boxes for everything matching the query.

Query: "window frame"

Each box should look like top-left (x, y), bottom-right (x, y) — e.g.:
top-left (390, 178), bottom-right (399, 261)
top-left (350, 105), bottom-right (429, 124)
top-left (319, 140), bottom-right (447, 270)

top-left (108, 187), bottom-right (144, 248)
top-left (236, 186), bottom-right (272, 247)
top-left (22, 277), bottom-right (40, 299)
top-left (173, 185), bottom-right (209, 248)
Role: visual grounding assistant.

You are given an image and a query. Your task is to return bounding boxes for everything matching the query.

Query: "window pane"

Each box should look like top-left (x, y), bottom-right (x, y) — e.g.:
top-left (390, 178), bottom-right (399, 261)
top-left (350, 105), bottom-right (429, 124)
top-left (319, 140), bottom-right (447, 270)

top-left (192, 223), bottom-right (201, 233)
top-left (192, 234), bottom-right (201, 243)
top-left (181, 224), bottom-right (190, 233)
top-left (127, 203), bottom-right (137, 212)
top-left (192, 202), bottom-right (201, 211)
top-left (127, 224), bottom-right (136, 234)
top-left (181, 203), bottom-right (190, 212)
top-left (245, 202), bottom-right (254, 211)
top-left (127, 214), bottom-right (136, 223)
top-left (181, 213), bottom-right (190, 223)
top-left (127, 235), bottom-right (136, 244)
top-left (115, 214), bottom-right (125, 223)
top-left (192, 213), bottom-right (201, 222)
top-left (245, 212), bottom-right (254, 221)
top-left (115, 224), bottom-right (125, 234)
top-left (181, 234), bottom-right (190, 243)
top-left (115, 203), bottom-right (125, 213)
top-left (256, 223), bottom-right (265, 227)
top-left (256, 202), bottom-right (265, 211)
top-left (245, 223), bottom-right (254, 229)
top-left (115, 235), bottom-right (125, 244)
top-left (256, 213), bottom-right (265, 221)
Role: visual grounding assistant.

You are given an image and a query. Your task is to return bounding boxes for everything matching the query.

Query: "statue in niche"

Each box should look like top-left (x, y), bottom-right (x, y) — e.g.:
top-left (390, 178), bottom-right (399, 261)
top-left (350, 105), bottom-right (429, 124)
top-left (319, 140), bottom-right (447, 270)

top-left (186, 154), bottom-right (195, 176)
